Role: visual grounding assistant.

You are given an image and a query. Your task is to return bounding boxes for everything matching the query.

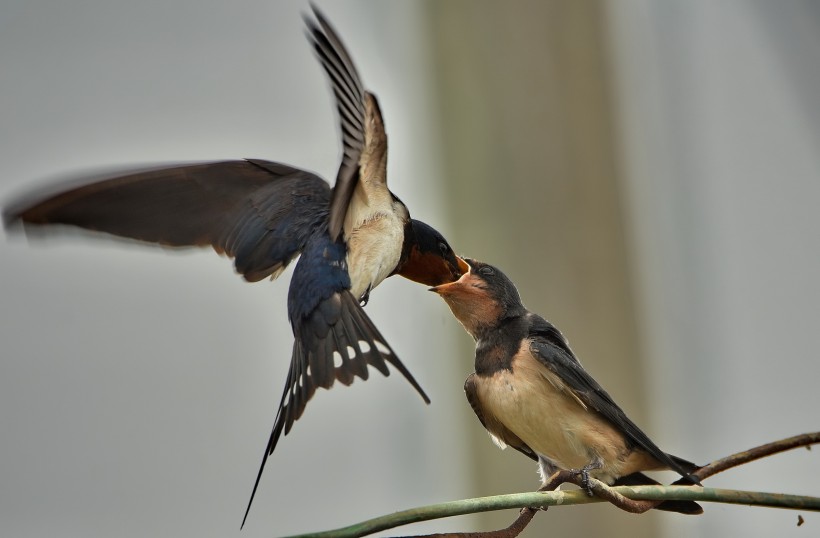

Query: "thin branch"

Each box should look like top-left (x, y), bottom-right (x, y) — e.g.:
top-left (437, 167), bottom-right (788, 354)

top-left (563, 430), bottom-right (820, 517)
top-left (279, 432), bottom-right (820, 538)
top-left (410, 508), bottom-right (537, 538)
top-left (282, 487), bottom-right (820, 538)
top-left (695, 431), bottom-right (820, 481)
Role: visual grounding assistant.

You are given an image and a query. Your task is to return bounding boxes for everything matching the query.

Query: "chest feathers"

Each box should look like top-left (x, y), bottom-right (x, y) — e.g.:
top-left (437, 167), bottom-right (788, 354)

top-left (343, 184), bottom-right (408, 299)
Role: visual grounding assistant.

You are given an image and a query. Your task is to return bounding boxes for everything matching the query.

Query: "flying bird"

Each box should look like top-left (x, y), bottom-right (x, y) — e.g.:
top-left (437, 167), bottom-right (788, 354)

top-left (431, 258), bottom-right (702, 515)
top-left (4, 7), bottom-right (466, 526)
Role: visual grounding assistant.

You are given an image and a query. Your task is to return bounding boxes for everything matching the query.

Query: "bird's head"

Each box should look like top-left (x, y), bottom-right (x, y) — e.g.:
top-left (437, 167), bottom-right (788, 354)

top-left (429, 257), bottom-right (524, 339)
top-left (395, 219), bottom-right (468, 286)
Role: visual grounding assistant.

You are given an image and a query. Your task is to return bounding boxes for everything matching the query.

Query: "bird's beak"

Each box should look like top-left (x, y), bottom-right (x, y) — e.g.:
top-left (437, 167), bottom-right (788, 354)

top-left (437, 252), bottom-right (470, 285)
top-left (430, 256), bottom-right (471, 295)
top-left (398, 250), bottom-right (469, 287)
top-left (456, 255), bottom-right (470, 275)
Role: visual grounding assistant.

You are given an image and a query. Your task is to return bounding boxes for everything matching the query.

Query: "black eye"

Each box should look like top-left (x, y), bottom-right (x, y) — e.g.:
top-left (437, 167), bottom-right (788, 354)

top-left (438, 241), bottom-right (449, 254)
top-left (479, 266), bottom-right (494, 276)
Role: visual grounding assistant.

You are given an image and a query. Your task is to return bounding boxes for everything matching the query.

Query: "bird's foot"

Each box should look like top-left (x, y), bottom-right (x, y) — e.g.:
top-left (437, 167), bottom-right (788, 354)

top-left (570, 460), bottom-right (603, 496)
top-left (359, 283), bottom-right (373, 307)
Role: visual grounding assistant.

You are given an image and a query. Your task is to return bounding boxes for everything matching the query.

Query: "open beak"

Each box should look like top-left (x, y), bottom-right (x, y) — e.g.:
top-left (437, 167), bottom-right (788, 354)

top-left (396, 250), bottom-right (469, 287)
top-left (441, 253), bottom-right (470, 284)
top-left (430, 256), bottom-right (472, 294)
top-left (456, 255), bottom-right (470, 275)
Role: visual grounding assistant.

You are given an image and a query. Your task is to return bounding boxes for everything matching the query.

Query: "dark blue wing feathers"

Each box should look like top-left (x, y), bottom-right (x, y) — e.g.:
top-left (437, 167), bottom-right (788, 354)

top-left (527, 315), bottom-right (698, 483)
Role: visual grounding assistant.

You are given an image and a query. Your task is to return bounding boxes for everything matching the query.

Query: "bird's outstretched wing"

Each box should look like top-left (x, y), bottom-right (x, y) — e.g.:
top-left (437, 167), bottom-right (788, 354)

top-left (4, 159), bottom-right (330, 282)
top-left (304, 7), bottom-right (368, 241)
top-left (528, 316), bottom-right (699, 483)
top-left (241, 233), bottom-right (429, 527)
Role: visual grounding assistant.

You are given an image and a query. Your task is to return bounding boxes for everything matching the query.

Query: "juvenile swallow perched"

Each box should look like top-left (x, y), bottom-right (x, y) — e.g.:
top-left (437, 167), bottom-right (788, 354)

top-left (4, 7), bottom-right (465, 526)
top-left (431, 258), bottom-right (702, 515)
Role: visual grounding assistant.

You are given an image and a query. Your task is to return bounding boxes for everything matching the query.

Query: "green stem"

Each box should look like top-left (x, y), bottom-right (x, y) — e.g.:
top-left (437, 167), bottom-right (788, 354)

top-left (282, 486), bottom-right (820, 538)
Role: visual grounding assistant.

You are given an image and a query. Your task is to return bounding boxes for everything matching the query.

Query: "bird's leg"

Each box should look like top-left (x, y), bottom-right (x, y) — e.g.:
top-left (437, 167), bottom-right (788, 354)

top-left (359, 283), bottom-right (373, 306)
top-left (537, 468), bottom-right (658, 515)
top-left (538, 469), bottom-right (576, 492)
top-left (533, 456), bottom-right (577, 513)
top-left (570, 459), bottom-right (603, 496)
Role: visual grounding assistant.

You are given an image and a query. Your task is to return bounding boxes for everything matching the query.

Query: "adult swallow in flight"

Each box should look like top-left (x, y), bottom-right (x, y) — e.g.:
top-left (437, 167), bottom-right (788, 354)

top-left (4, 7), bottom-right (466, 526)
top-left (431, 258), bottom-right (702, 514)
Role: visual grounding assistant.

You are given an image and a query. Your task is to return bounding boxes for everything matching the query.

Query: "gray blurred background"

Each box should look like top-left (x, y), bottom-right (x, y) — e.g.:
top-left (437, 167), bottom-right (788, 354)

top-left (1, 1), bottom-right (818, 537)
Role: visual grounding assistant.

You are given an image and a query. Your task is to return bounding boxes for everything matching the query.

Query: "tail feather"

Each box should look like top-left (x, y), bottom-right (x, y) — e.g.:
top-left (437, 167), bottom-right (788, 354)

top-left (338, 299), bottom-right (375, 380)
top-left (668, 454), bottom-right (702, 485)
top-left (241, 290), bottom-right (429, 528)
top-left (342, 294), bottom-right (388, 377)
top-left (613, 472), bottom-right (703, 515)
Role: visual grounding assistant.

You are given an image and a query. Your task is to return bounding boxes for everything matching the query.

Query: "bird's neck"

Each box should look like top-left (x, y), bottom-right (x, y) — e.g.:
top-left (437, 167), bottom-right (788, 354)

top-left (474, 315), bottom-right (528, 375)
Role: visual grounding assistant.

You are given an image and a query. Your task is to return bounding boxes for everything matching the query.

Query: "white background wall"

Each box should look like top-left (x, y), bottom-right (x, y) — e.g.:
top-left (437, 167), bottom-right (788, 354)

top-left (608, 2), bottom-right (820, 537)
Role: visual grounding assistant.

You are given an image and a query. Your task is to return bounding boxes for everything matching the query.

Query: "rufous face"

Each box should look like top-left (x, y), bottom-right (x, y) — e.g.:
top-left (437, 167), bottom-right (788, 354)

top-left (430, 262), bottom-right (501, 339)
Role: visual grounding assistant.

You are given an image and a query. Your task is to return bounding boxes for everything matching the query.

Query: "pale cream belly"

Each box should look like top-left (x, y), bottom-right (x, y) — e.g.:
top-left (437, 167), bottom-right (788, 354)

top-left (345, 213), bottom-right (404, 299)
top-left (475, 349), bottom-right (635, 481)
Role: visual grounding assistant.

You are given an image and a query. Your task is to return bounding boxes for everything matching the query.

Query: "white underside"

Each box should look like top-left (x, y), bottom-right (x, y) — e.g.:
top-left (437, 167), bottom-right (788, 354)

top-left (343, 182), bottom-right (408, 299)
top-left (346, 213), bottom-right (404, 299)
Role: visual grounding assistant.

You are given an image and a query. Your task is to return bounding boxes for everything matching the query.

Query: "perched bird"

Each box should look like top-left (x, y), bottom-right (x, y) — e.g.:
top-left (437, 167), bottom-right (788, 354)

top-left (431, 258), bottom-right (702, 514)
top-left (4, 7), bottom-right (465, 526)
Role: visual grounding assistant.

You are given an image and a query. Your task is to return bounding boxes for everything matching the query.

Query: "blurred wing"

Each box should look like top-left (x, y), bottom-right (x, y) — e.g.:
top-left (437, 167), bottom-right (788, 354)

top-left (5, 159), bottom-right (331, 282)
top-left (305, 7), bottom-right (366, 241)
top-left (528, 317), bottom-right (697, 482)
